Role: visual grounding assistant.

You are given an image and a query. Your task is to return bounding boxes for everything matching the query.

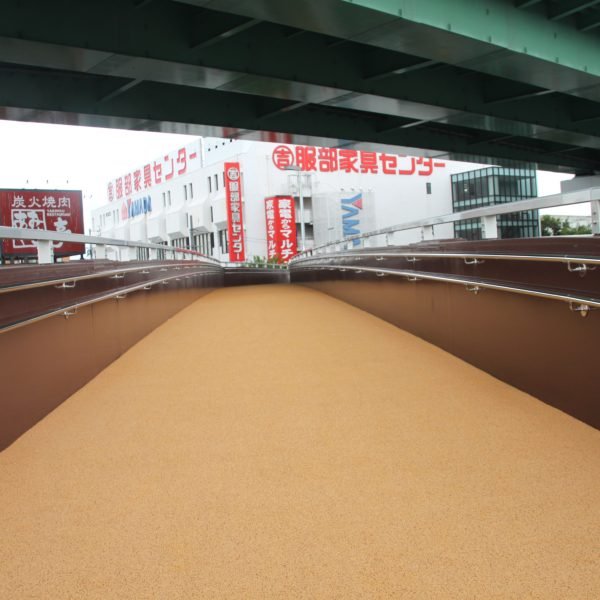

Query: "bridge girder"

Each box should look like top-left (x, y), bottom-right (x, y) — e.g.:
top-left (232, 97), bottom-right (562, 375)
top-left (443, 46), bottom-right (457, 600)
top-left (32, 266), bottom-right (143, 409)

top-left (0, 0), bottom-right (598, 173)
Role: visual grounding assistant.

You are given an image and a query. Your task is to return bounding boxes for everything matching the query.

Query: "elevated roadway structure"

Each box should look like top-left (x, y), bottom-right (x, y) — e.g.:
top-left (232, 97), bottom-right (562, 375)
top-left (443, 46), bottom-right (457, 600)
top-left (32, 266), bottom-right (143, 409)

top-left (0, 0), bottom-right (599, 172)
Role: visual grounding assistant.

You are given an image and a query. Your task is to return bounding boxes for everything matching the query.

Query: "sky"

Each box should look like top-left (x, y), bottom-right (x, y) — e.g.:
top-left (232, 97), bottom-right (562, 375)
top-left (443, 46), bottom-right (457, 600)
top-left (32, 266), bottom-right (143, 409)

top-left (0, 119), bottom-right (585, 230)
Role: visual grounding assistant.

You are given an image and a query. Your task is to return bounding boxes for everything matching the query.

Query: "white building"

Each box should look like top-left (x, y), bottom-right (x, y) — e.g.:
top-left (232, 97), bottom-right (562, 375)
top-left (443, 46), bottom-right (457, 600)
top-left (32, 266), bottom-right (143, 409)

top-left (91, 137), bottom-right (485, 262)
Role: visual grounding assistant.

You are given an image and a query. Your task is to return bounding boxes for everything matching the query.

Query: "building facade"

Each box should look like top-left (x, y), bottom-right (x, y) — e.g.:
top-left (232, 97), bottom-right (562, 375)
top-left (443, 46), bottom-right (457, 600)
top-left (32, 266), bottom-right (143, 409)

top-left (451, 167), bottom-right (539, 240)
top-left (92, 138), bottom-right (523, 262)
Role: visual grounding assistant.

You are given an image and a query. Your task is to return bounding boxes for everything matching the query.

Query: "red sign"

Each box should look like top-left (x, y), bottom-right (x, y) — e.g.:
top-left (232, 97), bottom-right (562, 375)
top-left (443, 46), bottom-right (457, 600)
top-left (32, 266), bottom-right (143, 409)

top-left (224, 162), bottom-right (246, 262)
top-left (265, 196), bottom-right (298, 263)
top-left (272, 144), bottom-right (446, 176)
top-left (0, 189), bottom-right (84, 257)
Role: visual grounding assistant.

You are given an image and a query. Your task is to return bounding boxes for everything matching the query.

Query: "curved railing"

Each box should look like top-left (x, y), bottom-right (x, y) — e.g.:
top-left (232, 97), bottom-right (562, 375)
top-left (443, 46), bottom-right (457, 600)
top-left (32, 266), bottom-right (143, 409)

top-left (291, 243), bottom-right (600, 317)
top-left (0, 225), bottom-right (220, 264)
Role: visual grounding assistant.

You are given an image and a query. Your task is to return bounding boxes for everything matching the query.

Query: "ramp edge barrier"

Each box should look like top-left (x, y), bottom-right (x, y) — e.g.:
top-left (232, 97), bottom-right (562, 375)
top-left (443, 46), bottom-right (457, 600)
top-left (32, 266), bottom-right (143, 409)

top-left (0, 262), bottom-right (223, 295)
top-left (292, 251), bottom-right (600, 270)
top-left (0, 267), bottom-right (222, 334)
top-left (294, 264), bottom-right (600, 317)
top-left (0, 225), bottom-right (221, 264)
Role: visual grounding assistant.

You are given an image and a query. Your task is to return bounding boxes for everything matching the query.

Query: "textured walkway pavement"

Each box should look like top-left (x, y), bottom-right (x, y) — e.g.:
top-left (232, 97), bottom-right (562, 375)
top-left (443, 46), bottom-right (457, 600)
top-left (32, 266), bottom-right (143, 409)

top-left (1, 284), bottom-right (599, 599)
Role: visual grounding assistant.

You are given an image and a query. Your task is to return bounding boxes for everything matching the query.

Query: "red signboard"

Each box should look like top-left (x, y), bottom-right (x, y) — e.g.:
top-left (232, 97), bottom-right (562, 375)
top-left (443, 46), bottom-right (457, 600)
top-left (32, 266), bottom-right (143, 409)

top-left (265, 196), bottom-right (298, 263)
top-left (272, 144), bottom-right (446, 176)
top-left (224, 162), bottom-right (246, 262)
top-left (0, 189), bottom-right (84, 257)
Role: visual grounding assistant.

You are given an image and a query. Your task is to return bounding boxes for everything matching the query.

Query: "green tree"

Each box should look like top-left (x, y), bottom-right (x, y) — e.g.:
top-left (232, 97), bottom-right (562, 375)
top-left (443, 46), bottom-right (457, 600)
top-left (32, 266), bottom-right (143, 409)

top-left (541, 215), bottom-right (591, 236)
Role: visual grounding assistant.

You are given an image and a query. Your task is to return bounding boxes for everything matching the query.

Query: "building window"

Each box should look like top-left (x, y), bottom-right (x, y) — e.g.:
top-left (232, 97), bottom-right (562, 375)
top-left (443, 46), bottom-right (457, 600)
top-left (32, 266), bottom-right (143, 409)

top-left (451, 166), bottom-right (538, 239)
top-left (210, 206), bottom-right (214, 223)
top-left (168, 191), bottom-right (172, 206)
top-left (184, 185), bottom-right (188, 201)
top-left (426, 182), bottom-right (432, 195)
top-left (219, 229), bottom-right (228, 254)
top-left (189, 182), bottom-right (193, 199)
top-left (208, 176), bottom-right (212, 194)
top-left (214, 174), bottom-right (219, 191)
top-left (162, 192), bottom-right (166, 208)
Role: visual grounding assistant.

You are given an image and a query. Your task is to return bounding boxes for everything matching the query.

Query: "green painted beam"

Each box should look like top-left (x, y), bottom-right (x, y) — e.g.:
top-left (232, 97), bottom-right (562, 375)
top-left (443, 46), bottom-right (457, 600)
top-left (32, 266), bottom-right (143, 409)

top-left (344, 0), bottom-right (600, 76)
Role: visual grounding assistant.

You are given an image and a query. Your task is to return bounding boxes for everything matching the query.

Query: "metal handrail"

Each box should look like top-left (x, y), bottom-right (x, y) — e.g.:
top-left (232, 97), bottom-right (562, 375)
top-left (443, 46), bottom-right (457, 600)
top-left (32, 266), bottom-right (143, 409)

top-left (0, 226), bottom-right (222, 265)
top-left (0, 261), bottom-right (223, 295)
top-left (0, 267), bottom-right (220, 334)
top-left (291, 264), bottom-right (600, 316)
top-left (292, 186), bottom-right (600, 258)
top-left (223, 262), bottom-right (289, 270)
top-left (291, 250), bottom-right (600, 269)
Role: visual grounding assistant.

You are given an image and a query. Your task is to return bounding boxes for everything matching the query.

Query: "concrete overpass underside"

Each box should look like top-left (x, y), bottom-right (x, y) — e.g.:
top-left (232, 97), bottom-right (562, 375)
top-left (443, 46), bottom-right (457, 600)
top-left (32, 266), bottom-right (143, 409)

top-left (0, 0), bottom-right (599, 173)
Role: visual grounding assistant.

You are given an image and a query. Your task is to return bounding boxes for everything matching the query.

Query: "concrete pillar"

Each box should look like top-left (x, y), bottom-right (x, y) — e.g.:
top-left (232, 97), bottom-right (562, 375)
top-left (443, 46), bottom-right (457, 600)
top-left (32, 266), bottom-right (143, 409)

top-left (591, 200), bottom-right (600, 235)
top-left (481, 215), bottom-right (499, 239)
top-left (96, 244), bottom-right (107, 259)
top-left (37, 240), bottom-right (54, 264)
top-left (421, 225), bottom-right (435, 241)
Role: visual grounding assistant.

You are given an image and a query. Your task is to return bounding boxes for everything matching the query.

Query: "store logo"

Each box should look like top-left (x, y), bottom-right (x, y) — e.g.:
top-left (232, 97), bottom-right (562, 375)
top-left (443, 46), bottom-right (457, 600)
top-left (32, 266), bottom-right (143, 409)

top-left (227, 166), bottom-right (240, 181)
top-left (125, 195), bottom-right (152, 219)
top-left (341, 193), bottom-right (363, 247)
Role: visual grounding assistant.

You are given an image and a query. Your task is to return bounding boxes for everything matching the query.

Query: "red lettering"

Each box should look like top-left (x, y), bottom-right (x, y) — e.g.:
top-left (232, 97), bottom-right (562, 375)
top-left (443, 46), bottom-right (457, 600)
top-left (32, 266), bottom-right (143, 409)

top-left (359, 151), bottom-right (378, 174)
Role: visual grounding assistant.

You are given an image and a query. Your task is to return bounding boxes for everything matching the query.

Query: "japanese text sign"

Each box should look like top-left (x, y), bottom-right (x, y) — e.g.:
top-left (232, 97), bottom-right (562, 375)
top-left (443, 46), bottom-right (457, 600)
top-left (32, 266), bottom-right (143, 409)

top-left (265, 196), bottom-right (298, 262)
top-left (0, 189), bottom-right (84, 256)
top-left (272, 144), bottom-right (445, 176)
top-left (224, 162), bottom-right (245, 262)
top-left (107, 140), bottom-right (202, 202)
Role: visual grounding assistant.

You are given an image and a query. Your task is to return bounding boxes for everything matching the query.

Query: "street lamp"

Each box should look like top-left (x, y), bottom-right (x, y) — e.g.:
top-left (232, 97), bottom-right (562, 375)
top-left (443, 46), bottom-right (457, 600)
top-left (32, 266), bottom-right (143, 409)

top-left (284, 164), bottom-right (306, 251)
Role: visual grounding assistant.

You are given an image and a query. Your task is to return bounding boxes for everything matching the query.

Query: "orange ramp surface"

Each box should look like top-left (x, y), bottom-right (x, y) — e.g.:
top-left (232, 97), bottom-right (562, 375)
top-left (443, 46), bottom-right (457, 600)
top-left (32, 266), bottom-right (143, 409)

top-left (1, 284), bottom-right (599, 599)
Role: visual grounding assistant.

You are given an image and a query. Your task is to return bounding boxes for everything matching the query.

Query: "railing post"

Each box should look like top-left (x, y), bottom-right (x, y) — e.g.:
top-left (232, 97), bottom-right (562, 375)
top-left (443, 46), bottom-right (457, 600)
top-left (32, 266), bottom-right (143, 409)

top-left (481, 215), bottom-right (499, 239)
top-left (36, 240), bottom-right (54, 264)
top-left (96, 244), bottom-right (107, 259)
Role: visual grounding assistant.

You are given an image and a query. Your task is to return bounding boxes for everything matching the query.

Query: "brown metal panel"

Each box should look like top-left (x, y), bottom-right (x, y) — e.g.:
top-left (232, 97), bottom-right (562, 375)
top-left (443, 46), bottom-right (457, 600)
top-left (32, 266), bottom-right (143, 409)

top-left (298, 277), bottom-right (599, 429)
top-left (0, 284), bottom-right (219, 450)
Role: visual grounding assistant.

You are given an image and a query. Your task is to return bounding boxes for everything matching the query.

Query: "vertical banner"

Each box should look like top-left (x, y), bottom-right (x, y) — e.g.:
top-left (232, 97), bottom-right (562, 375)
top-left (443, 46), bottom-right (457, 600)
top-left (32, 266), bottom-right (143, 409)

top-left (0, 189), bottom-right (84, 256)
top-left (224, 162), bottom-right (245, 262)
top-left (264, 196), bottom-right (298, 262)
top-left (265, 197), bottom-right (278, 260)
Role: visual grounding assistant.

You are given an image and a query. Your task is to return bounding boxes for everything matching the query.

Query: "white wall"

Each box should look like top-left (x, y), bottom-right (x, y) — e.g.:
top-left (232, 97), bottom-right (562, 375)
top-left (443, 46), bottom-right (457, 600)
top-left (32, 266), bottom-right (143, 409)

top-left (92, 139), bottom-right (486, 258)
